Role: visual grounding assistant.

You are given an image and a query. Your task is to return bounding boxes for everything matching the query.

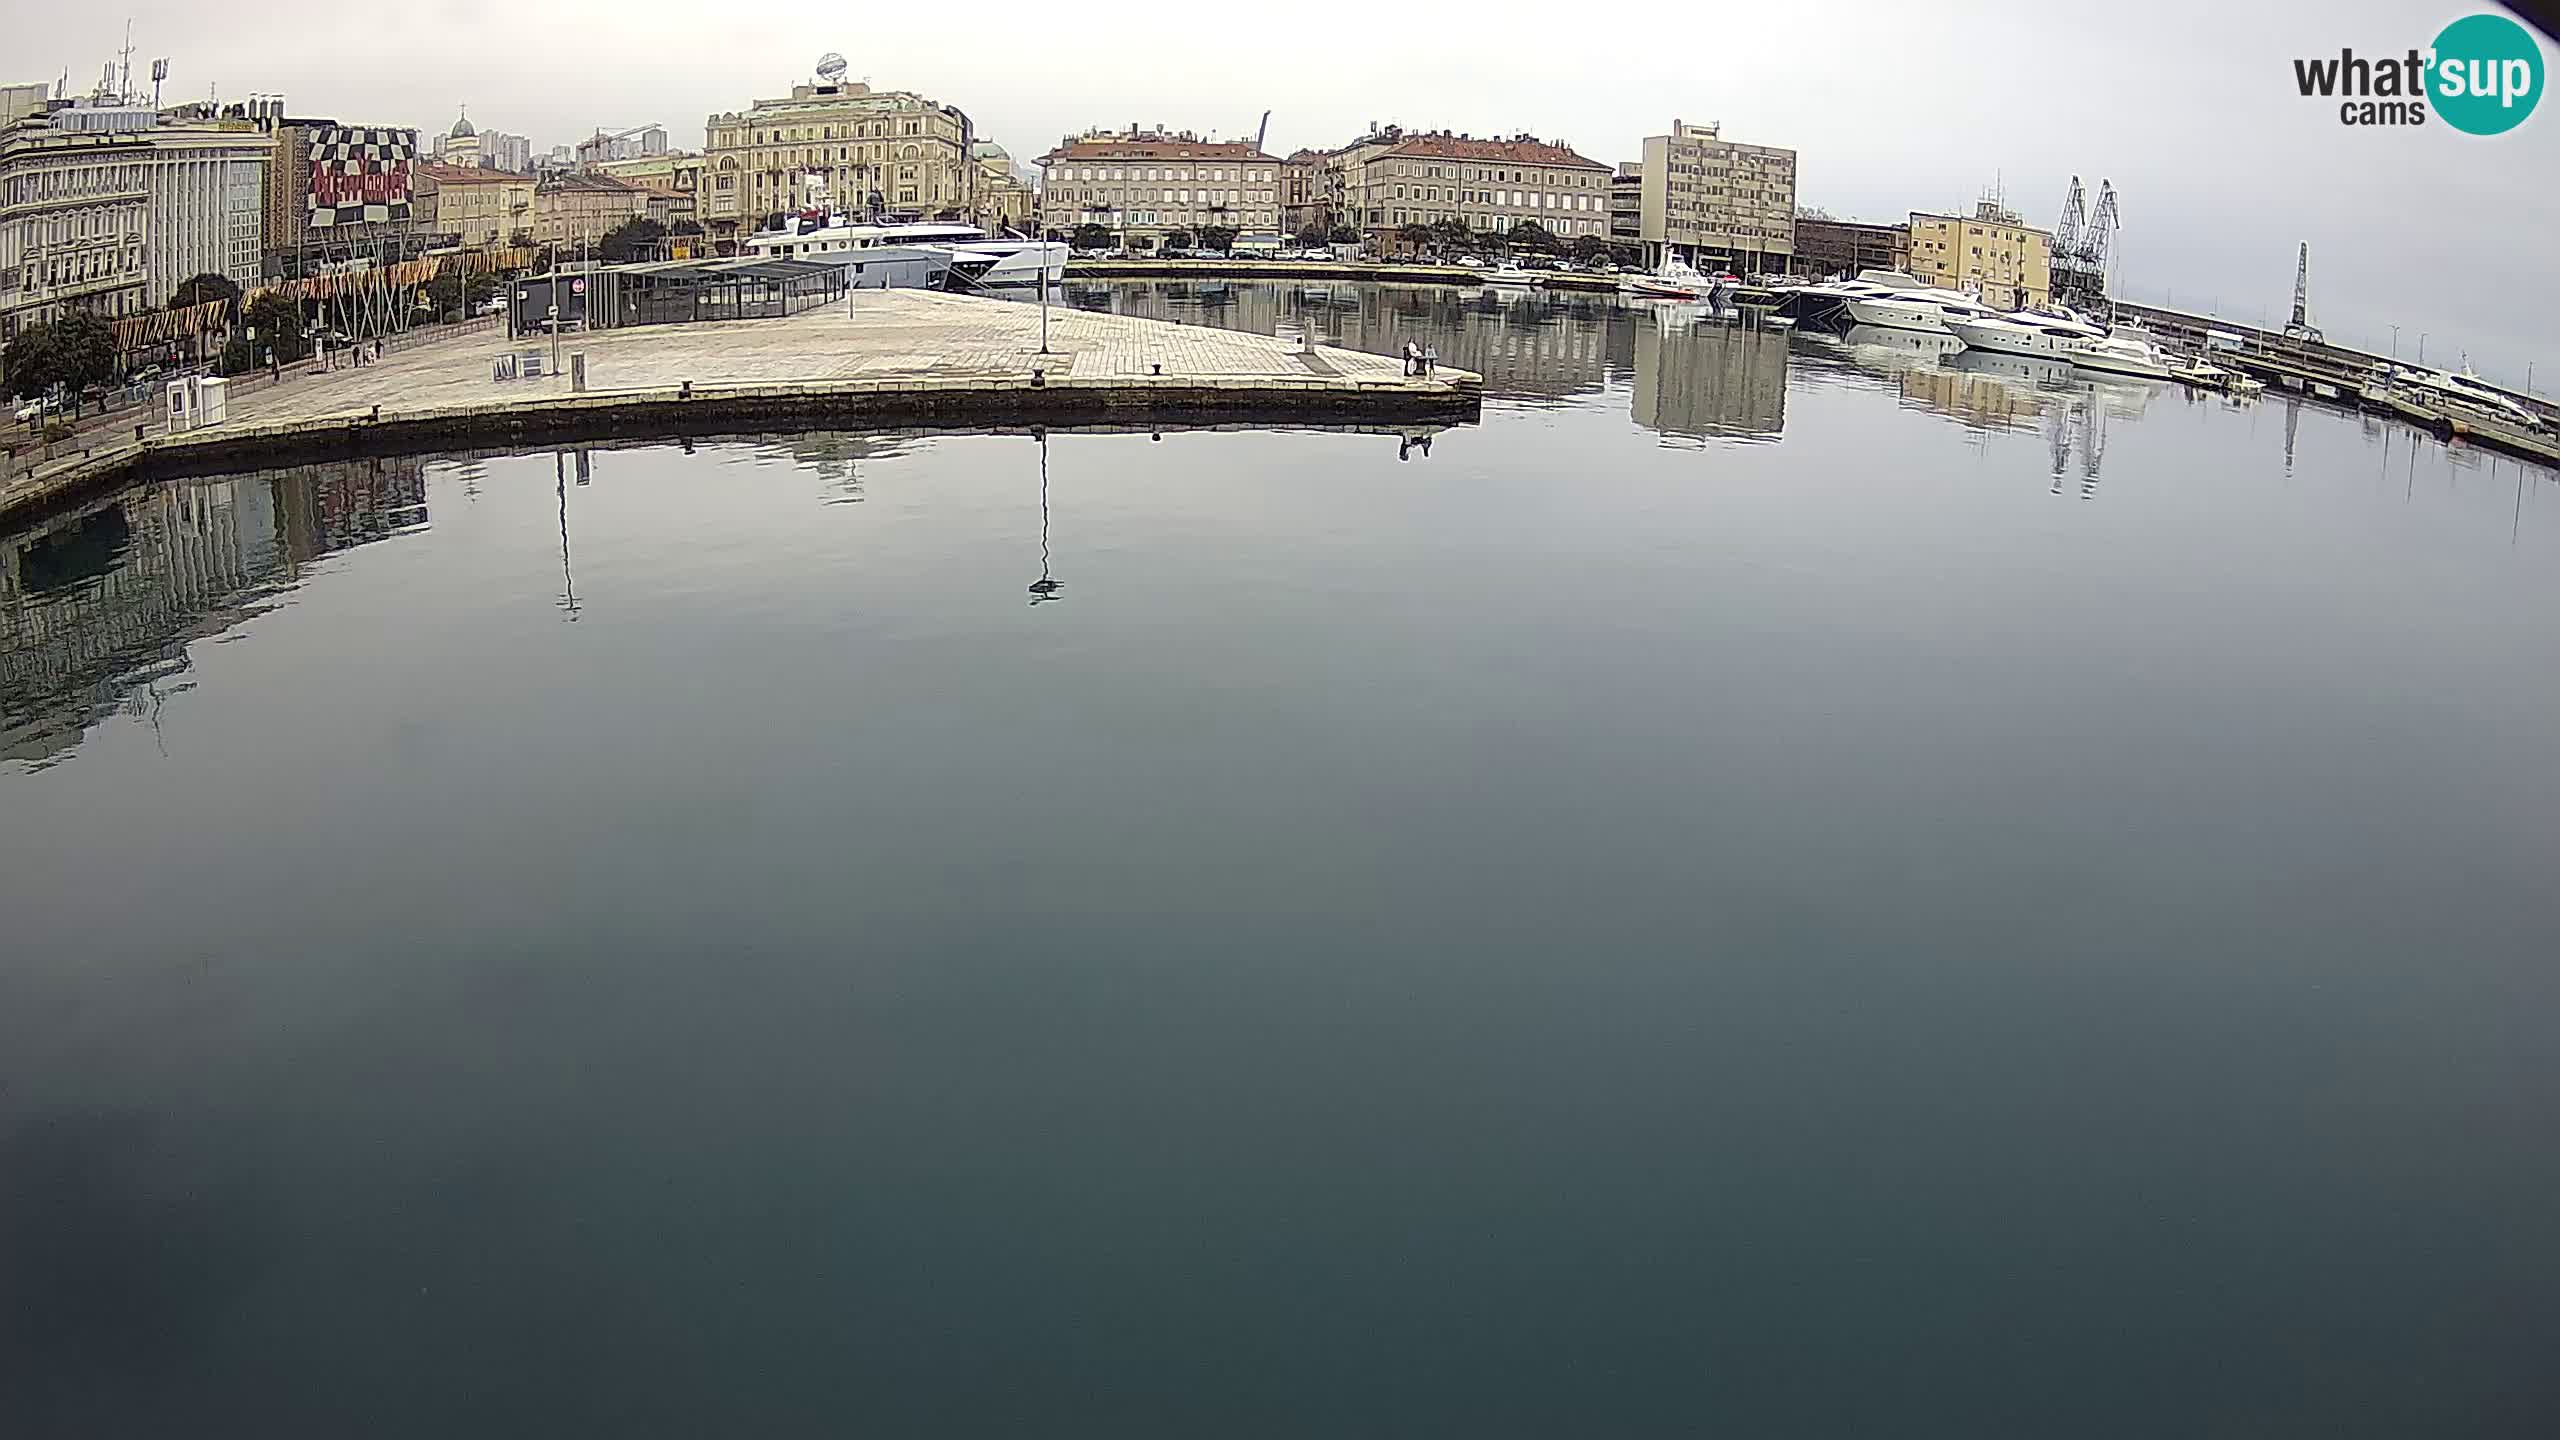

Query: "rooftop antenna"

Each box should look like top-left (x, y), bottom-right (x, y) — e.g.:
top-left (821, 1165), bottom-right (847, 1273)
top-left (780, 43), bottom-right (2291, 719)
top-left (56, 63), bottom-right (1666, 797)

top-left (118, 20), bottom-right (135, 105)
top-left (151, 57), bottom-right (167, 111)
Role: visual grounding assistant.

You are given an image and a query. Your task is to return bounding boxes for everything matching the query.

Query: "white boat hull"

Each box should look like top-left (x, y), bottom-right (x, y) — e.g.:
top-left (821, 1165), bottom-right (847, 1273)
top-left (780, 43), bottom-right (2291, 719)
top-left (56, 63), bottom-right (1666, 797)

top-left (1842, 296), bottom-right (1954, 333)
top-left (957, 241), bottom-right (1068, 286)
top-left (1944, 318), bottom-right (2093, 359)
top-left (2066, 349), bottom-right (2179, 380)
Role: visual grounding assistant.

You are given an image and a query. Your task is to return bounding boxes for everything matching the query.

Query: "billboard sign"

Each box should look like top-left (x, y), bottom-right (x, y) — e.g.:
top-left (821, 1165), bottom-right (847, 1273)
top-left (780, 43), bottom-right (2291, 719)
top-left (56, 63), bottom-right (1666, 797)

top-left (308, 126), bottom-right (416, 228)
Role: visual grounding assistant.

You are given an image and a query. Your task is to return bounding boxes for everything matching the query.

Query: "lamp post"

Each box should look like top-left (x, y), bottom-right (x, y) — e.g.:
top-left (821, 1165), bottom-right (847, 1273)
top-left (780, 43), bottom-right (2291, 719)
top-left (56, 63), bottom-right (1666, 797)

top-left (2390, 324), bottom-right (2399, 360)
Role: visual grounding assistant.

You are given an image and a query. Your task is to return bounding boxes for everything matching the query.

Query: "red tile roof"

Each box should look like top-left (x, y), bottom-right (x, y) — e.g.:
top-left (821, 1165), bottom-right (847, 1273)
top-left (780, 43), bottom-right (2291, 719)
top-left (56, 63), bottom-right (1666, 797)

top-left (1040, 134), bottom-right (1278, 164)
top-left (416, 162), bottom-right (519, 185)
top-left (1377, 133), bottom-right (1608, 170)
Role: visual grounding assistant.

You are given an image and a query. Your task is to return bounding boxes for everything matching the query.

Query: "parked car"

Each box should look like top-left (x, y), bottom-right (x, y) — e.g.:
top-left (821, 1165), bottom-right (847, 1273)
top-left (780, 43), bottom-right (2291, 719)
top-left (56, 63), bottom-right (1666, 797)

top-left (15, 395), bottom-right (64, 424)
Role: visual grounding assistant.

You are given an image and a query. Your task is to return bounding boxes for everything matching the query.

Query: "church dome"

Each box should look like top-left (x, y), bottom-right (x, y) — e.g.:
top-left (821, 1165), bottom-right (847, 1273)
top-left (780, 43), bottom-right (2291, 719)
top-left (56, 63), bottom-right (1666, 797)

top-left (450, 111), bottom-right (476, 140)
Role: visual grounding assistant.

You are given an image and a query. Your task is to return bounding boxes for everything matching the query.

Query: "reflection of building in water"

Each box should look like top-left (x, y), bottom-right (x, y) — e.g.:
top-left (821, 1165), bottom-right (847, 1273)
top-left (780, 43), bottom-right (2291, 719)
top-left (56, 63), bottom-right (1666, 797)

top-left (1631, 317), bottom-right (1788, 442)
top-left (2, 459), bottom-right (429, 766)
top-left (1058, 281), bottom-right (1618, 404)
top-left (1898, 364), bottom-right (2042, 433)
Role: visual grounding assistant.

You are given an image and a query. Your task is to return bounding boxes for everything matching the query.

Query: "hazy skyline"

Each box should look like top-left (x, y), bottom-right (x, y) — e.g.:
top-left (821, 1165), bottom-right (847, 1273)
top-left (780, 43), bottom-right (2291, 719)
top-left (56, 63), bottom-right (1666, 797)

top-left (15, 2), bottom-right (2555, 385)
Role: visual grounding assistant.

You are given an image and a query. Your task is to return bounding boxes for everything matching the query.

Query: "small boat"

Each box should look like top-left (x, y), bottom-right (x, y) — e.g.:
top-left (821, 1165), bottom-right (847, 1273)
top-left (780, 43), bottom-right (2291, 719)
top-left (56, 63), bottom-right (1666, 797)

top-left (1621, 258), bottom-right (1720, 301)
top-left (1480, 263), bottom-right (1541, 288)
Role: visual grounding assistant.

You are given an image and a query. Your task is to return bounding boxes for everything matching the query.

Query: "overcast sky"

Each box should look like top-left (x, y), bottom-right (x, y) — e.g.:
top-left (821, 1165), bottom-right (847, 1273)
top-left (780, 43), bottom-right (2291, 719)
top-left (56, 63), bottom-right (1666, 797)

top-left (16, 1), bottom-right (2555, 385)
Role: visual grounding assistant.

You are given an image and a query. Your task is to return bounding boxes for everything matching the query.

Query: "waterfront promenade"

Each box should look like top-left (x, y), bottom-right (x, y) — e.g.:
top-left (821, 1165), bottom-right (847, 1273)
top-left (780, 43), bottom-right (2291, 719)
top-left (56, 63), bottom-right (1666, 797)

top-left (0, 290), bottom-right (1478, 525)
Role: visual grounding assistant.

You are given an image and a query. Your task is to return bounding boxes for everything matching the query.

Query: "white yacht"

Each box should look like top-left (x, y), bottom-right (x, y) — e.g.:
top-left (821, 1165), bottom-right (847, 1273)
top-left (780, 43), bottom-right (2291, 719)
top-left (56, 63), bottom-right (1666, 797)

top-left (2383, 364), bottom-right (2548, 431)
top-left (1841, 283), bottom-right (2005, 336)
top-left (745, 216), bottom-right (1067, 287)
top-left (1944, 309), bottom-right (2108, 359)
top-left (1802, 267), bottom-right (1923, 302)
top-left (2061, 333), bottom-right (2193, 381)
top-left (1480, 263), bottom-right (1542, 288)
top-left (1621, 257), bottom-right (1724, 301)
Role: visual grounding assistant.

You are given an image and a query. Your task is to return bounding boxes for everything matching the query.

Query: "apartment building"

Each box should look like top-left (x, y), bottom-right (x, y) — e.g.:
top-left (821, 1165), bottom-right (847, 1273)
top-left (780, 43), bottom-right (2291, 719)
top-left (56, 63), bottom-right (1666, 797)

top-left (533, 172), bottom-right (648, 248)
top-left (1794, 216), bottom-right (1910, 278)
top-left (1036, 128), bottom-right (1282, 246)
top-left (594, 151), bottom-right (704, 198)
top-left (1909, 201), bottom-right (2050, 309)
top-left (1609, 161), bottom-right (1641, 243)
top-left (1333, 130), bottom-right (1611, 250)
top-left (415, 162), bottom-right (534, 246)
top-left (702, 77), bottom-right (976, 234)
top-left (1637, 119), bottom-right (1797, 274)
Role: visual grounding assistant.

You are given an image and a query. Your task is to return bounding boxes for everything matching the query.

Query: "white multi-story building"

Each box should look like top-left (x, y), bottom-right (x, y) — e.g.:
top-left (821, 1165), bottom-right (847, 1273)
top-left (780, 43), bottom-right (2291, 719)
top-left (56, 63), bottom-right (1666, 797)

top-left (1638, 118), bottom-right (1797, 274)
top-left (0, 110), bottom-right (152, 343)
top-left (141, 121), bottom-right (270, 301)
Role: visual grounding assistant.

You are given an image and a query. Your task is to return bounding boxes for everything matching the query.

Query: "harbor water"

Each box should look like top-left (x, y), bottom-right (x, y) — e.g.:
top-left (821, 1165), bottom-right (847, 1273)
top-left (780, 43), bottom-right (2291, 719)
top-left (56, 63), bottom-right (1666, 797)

top-left (5, 283), bottom-right (2558, 1436)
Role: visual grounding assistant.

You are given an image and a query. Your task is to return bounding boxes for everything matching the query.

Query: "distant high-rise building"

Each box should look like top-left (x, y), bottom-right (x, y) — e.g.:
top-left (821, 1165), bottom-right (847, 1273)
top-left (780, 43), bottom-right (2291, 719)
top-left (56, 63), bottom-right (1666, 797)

top-left (478, 129), bottom-right (531, 173)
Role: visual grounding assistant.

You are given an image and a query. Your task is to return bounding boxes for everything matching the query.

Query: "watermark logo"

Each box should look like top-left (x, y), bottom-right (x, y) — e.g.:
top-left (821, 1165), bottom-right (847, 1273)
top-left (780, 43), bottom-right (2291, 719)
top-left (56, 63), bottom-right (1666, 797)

top-left (2428, 12), bottom-right (2543, 133)
top-left (2292, 11), bottom-right (2545, 133)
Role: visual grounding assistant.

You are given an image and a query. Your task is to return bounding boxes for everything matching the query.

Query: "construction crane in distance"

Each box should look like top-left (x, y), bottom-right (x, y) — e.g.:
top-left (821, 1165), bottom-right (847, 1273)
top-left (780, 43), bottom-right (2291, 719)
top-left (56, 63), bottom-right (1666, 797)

top-left (2283, 242), bottom-right (2323, 343)
top-left (575, 124), bottom-right (665, 168)
top-left (2050, 176), bottom-right (2119, 314)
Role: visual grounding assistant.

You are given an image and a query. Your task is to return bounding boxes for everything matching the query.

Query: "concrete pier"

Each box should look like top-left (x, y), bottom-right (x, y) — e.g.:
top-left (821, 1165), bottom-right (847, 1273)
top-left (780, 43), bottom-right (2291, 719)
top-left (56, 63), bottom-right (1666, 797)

top-left (0, 290), bottom-right (1479, 526)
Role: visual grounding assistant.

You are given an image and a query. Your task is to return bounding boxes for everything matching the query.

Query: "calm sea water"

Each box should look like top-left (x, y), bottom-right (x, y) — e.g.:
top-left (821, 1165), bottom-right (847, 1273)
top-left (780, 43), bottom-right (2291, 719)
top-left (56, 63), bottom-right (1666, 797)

top-left (6, 284), bottom-right (2558, 1436)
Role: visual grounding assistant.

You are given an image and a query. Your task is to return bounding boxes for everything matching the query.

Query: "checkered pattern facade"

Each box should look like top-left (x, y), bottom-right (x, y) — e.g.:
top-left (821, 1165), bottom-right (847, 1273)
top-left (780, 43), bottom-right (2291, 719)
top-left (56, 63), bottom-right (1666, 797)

top-left (308, 127), bottom-right (416, 228)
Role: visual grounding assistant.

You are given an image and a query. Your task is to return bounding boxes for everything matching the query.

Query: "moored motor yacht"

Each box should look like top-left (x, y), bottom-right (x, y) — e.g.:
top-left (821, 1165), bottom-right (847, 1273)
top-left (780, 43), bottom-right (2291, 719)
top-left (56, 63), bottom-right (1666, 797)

top-left (1841, 283), bottom-right (2005, 335)
top-left (1621, 257), bottom-right (1725, 301)
top-left (1944, 309), bottom-right (2108, 359)
top-left (745, 214), bottom-right (1067, 287)
top-left (2061, 333), bottom-right (2194, 381)
top-left (1480, 263), bottom-right (1542, 288)
top-left (2381, 363), bottom-right (2548, 431)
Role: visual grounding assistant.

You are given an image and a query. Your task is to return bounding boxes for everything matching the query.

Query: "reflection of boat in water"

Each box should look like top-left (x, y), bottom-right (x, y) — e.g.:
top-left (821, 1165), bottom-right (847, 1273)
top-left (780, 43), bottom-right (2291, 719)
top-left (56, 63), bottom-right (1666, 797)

top-left (1837, 323), bottom-right (1964, 361)
top-left (1944, 347), bottom-right (2077, 389)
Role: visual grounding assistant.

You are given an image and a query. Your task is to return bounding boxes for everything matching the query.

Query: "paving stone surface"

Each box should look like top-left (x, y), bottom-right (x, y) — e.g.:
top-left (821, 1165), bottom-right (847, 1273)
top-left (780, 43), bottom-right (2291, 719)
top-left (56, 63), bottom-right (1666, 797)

top-left (234, 290), bottom-right (1462, 429)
